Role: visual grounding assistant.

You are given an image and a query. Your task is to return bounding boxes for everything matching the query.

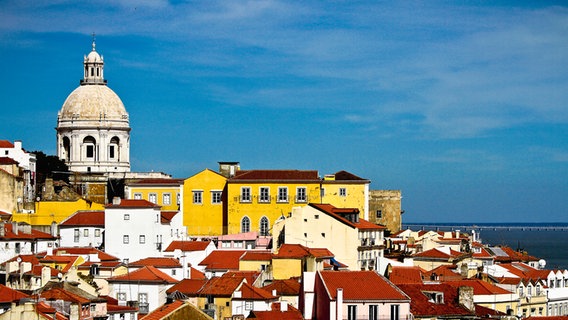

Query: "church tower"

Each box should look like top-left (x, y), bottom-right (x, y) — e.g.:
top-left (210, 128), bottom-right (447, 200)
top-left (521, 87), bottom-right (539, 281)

top-left (56, 38), bottom-right (131, 174)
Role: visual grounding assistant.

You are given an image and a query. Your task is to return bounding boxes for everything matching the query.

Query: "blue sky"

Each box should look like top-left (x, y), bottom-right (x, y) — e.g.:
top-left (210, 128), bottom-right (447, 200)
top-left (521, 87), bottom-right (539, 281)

top-left (1, 1), bottom-right (567, 223)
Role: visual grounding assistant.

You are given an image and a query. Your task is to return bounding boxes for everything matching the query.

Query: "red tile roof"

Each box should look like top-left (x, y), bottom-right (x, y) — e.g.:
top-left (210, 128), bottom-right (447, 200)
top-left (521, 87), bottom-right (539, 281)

top-left (396, 283), bottom-right (475, 317)
top-left (52, 247), bottom-right (120, 261)
top-left (39, 288), bottom-right (90, 304)
top-left (446, 279), bottom-right (512, 295)
top-left (0, 283), bottom-right (29, 302)
top-left (388, 266), bottom-right (425, 284)
top-left (274, 244), bottom-right (334, 259)
top-left (222, 271), bottom-right (261, 286)
top-left (0, 140), bottom-right (14, 148)
top-left (59, 211), bottom-right (104, 227)
top-left (309, 203), bottom-right (385, 230)
top-left (0, 157), bottom-right (19, 165)
top-left (413, 248), bottom-right (465, 260)
top-left (262, 278), bottom-right (301, 296)
top-left (105, 199), bottom-right (159, 208)
top-left (248, 302), bottom-right (304, 320)
top-left (108, 266), bottom-right (178, 284)
top-left (199, 277), bottom-right (244, 297)
top-left (329, 170), bottom-right (368, 181)
top-left (229, 170), bottom-right (320, 181)
top-left (190, 267), bottom-right (206, 279)
top-left (425, 265), bottom-right (464, 282)
top-left (140, 300), bottom-right (186, 320)
top-left (234, 282), bottom-right (276, 300)
top-left (129, 257), bottom-right (181, 268)
top-left (160, 211), bottom-right (178, 224)
top-left (0, 223), bottom-right (58, 241)
top-left (102, 295), bottom-right (138, 313)
top-left (319, 270), bottom-right (409, 301)
top-left (240, 251), bottom-right (273, 261)
top-left (198, 250), bottom-right (245, 270)
top-left (164, 240), bottom-right (212, 252)
top-left (166, 279), bottom-right (208, 296)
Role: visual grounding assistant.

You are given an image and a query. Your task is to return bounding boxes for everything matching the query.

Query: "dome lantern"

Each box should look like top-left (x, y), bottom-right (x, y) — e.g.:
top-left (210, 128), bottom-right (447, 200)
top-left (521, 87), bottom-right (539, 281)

top-left (81, 37), bottom-right (106, 85)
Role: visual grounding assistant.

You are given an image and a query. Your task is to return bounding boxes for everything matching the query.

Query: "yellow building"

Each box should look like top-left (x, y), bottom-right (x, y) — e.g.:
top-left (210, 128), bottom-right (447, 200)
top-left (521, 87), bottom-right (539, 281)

top-left (271, 244), bottom-right (333, 280)
top-left (183, 169), bottom-right (227, 235)
top-left (12, 199), bottom-right (105, 227)
top-left (124, 178), bottom-right (183, 211)
top-left (225, 169), bottom-right (370, 236)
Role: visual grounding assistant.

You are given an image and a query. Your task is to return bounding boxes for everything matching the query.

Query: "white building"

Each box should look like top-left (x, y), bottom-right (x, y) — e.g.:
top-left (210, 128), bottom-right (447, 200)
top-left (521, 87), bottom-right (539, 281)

top-left (56, 39), bottom-right (130, 174)
top-left (104, 198), bottom-right (186, 262)
top-left (0, 222), bottom-right (58, 264)
top-left (58, 210), bottom-right (105, 248)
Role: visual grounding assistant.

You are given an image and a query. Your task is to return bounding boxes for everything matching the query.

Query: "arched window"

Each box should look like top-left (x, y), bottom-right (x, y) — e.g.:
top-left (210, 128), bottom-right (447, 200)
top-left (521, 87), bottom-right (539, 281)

top-left (109, 136), bottom-right (120, 160)
top-left (83, 136), bottom-right (96, 160)
top-left (241, 216), bottom-right (250, 233)
top-left (62, 137), bottom-right (71, 162)
top-left (260, 216), bottom-right (269, 236)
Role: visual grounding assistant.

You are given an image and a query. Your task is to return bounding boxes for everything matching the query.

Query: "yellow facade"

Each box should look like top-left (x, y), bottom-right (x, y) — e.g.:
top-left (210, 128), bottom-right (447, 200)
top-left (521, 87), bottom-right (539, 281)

top-left (195, 296), bottom-right (232, 320)
top-left (272, 258), bottom-right (303, 280)
top-left (124, 178), bottom-right (183, 211)
top-left (225, 170), bottom-right (369, 235)
top-left (183, 169), bottom-right (227, 236)
top-left (11, 199), bottom-right (104, 226)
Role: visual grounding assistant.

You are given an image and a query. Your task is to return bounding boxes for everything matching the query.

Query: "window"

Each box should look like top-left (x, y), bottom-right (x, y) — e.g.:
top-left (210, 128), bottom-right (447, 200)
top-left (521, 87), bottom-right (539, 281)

top-left (117, 292), bottom-right (126, 301)
top-left (109, 145), bottom-right (115, 159)
top-left (84, 229), bottom-right (89, 237)
top-left (339, 187), bottom-right (347, 196)
top-left (296, 187), bottom-right (307, 202)
top-left (376, 210), bottom-right (382, 219)
top-left (86, 145), bottom-right (94, 158)
top-left (211, 191), bottom-right (222, 204)
top-left (260, 217), bottom-right (269, 236)
top-left (259, 187), bottom-right (270, 203)
top-left (95, 229), bottom-right (101, 237)
top-left (348, 305), bottom-right (357, 320)
top-left (163, 193), bottom-right (171, 205)
top-left (192, 190), bottom-right (203, 204)
top-left (74, 229), bottom-right (80, 243)
top-left (134, 193), bottom-right (142, 200)
top-left (124, 214), bottom-right (130, 220)
top-left (391, 304), bottom-right (399, 320)
top-left (149, 193), bottom-right (157, 204)
top-left (241, 187), bottom-right (251, 202)
top-left (277, 187), bottom-right (288, 202)
top-left (369, 305), bottom-right (378, 320)
top-left (519, 286), bottom-right (524, 297)
top-left (320, 187), bottom-right (325, 198)
top-left (123, 235), bottom-right (129, 244)
top-left (245, 301), bottom-right (253, 310)
top-left (176, 193), bottom-right (180, 205)
top-left (138, 293), bottom-right (149, 314)
top-left (241, 216), bottom-right (251, 233)
top-left (139, 235), bottom-right (145, 244)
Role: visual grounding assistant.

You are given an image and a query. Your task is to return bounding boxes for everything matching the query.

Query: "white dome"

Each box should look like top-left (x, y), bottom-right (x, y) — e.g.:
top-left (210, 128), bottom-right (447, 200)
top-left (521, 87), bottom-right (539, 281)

top-left (59, 85), bottom-right (129, 124)
top-left (86, 50), bottom-right (103, 62)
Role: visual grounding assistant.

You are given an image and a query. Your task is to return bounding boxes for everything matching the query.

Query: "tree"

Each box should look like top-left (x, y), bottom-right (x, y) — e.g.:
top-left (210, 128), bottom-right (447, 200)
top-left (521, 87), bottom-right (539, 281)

top-left (33, 151), bottom-right (70, 191)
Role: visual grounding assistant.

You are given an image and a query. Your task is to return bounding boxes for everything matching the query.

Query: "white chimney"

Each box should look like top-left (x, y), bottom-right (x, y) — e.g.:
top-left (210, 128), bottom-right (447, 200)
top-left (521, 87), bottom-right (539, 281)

top-left (112, 197), bottom-right (121, 205)
top-left (281, 301), bottom-right (288, 312)
top-left (336, 288), bottom-right (343, 320)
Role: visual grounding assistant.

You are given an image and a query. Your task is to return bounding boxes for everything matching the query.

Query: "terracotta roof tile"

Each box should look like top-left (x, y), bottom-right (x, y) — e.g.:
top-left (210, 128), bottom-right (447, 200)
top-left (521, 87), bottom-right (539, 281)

top-left (274, 244), bottom-right (334, 259)
top-left (397, 283), bottom-right (475, 317)
top-left (140, 300), bottom-right (186, 320)
top-left (389, 266), bottom-right (425, 284)
top-left (60, 211), bottom-right (104, 227)
top-left (126, 178), bottom-right (184, 186)
top-left (199, 277), bottom-right (244, 296)
top-left (0, 157), bottom-right (19, 165)
top-left (222, 271), bottom-right (260, 285)
top-left (229, 170), bottom-right (320, 181)
top-left (105, 199), bottom-right (159, 208)
top-left (198, 250), bottom-right (245, 270)
top-left (0, 283), bottom-right (29, 302)
top-left (262, 278), bottom-right (301, 296)
top-left (234, 282), bottom-right (276, 300)
top-left (240, 251), bottom-right (272, 261)
top-left (0, 223), bottom-right (58, 241)
top-left (248, 302), bottom-right (304, 320)
top-left (39, 288), bottom-right (91, 304)
top-left (52, 247), bottom-right (120, 261)
top-left (160, 211), bottom-right (178, 223)
top-left (164, 240), bottom-right (212, 252)
top-left (319, 270), bottom-right (409, 301)
top-left (190, 267), bottom-right (206, 279)
top-left (129, 257), bottom-right (181, 268)
top-left (447, 279), bottom-right (512, 295)
top-left (330, 170), bottom-right (368, 181)
top-left (0, 140), bottom-right (14, 148)
top-left (309, 203), bottom-right (385, 230)
top-left (166, 279), bottom-right (208, 296)
top-left (108, 266), bottom-right (178, 284)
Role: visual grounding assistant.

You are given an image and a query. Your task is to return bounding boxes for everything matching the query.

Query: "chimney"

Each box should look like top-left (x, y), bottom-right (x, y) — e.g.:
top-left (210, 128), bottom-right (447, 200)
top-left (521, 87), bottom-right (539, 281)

top-left (455, 229), bottom-right (460, 238)
top-left (112, 197), bottom-right (121, 205)
top-left (12, 222), bottom-right (18, 235)
top-left (458, 286), bottom-right (475, 312)
top-left (14, 140), bottom-right (22, 150)
top-left (0, 221), bottom-right (4, 237)
top-left (281, 301), bottom-right (288, 312)
top-left (336, 288), bottom-right (343, 320)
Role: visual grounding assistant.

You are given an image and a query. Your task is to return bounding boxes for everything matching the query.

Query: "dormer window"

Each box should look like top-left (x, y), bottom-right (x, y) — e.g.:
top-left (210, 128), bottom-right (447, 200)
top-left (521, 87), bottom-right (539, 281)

top-left (423, 291), bottom-right (444, 304)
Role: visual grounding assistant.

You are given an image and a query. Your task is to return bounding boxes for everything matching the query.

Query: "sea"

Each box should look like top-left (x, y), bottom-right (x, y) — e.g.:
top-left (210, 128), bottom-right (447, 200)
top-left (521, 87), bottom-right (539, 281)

top-left (402, 222), bottom-right (568, 270)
